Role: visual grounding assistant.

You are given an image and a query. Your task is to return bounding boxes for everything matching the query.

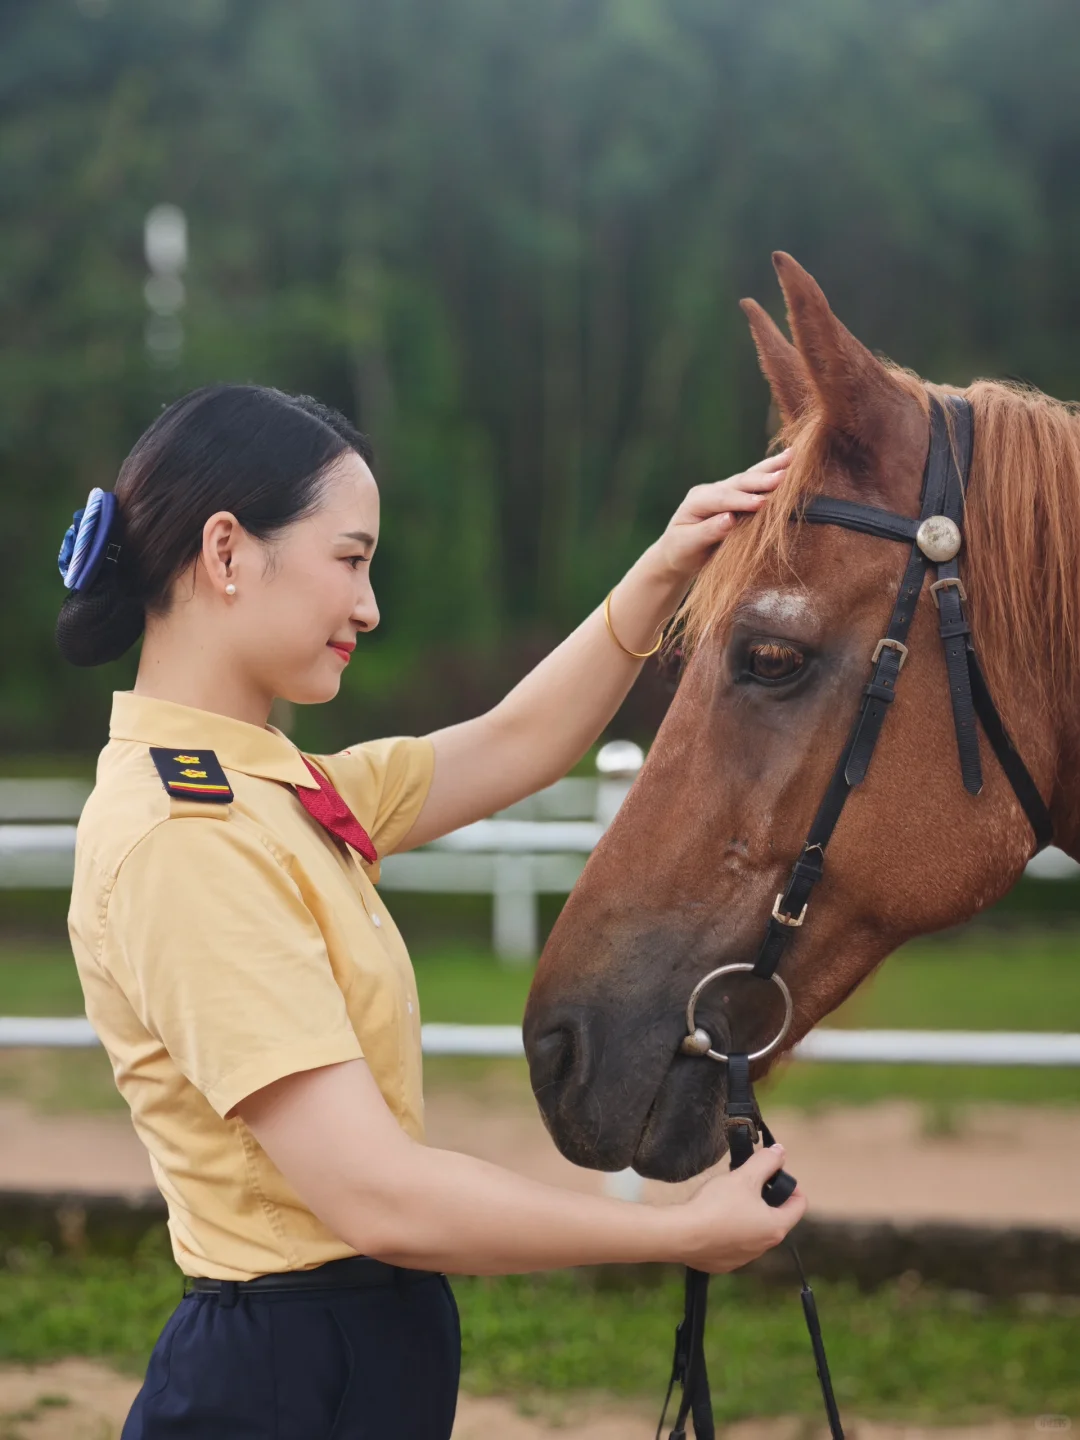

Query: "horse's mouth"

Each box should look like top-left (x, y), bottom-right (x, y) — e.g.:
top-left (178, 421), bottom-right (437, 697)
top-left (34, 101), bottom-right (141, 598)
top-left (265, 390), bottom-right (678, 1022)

top-left (525, 972), bottom-right (792, 1182)
top-left (626, 1049), bottom-right (732, 1182)
top-left (528, 1012), bottom-right (735, 1183)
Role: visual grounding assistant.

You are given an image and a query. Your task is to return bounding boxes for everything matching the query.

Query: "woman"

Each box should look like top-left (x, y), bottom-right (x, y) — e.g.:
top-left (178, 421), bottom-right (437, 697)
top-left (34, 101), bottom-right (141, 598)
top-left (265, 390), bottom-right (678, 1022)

top-left (60, 383), bottom-right (800, 1439)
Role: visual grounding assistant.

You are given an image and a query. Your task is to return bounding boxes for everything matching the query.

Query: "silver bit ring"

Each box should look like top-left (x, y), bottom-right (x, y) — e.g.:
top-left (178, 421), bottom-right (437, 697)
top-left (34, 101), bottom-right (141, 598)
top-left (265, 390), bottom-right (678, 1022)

top-left (681, 963), bottom-right (794, 1064)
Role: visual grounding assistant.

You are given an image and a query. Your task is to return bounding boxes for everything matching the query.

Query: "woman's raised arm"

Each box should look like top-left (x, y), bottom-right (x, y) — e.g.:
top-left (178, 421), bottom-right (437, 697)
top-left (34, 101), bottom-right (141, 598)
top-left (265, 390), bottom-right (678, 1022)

top-left (399, 452), bottom-right (790, 848)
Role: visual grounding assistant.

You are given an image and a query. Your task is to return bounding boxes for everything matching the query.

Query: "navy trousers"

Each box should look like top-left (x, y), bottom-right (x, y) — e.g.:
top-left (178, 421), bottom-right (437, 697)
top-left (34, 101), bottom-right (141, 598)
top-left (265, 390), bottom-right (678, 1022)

top-left (121, 1272), bottom-right (460, 1439)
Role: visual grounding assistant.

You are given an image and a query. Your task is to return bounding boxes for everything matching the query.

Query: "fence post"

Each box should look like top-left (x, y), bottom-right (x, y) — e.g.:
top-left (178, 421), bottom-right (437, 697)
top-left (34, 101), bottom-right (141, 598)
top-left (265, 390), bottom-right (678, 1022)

top-left (493, 853), bottom-right (538, 966)
top-left (594, 740), bottom-right (644, 827)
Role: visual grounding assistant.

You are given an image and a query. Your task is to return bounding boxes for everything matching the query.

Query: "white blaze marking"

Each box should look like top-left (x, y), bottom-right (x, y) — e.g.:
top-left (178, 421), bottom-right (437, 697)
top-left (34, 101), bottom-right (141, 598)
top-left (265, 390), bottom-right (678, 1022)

top-left (748, 588), bottom-right (815, 627)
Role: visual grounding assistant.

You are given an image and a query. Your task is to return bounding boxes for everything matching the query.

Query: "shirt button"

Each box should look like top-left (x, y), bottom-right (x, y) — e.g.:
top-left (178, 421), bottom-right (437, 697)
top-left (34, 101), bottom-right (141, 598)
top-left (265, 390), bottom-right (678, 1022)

top-left (407, 1001), bottom-right (414, 1015)
top-left (370, 913), bottom-right (381, 928)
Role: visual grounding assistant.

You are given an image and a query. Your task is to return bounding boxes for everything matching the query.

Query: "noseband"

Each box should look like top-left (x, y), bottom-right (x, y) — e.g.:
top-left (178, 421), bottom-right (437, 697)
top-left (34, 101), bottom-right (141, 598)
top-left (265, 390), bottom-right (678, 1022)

top-left (659, 397), bottom-right (1054, 1440)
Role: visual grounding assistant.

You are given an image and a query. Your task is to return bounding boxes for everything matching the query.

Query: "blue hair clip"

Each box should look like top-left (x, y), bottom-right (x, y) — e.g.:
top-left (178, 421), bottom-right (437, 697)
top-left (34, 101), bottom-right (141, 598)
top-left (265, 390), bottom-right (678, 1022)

top-left (58, 488), bottom-right (121, 592)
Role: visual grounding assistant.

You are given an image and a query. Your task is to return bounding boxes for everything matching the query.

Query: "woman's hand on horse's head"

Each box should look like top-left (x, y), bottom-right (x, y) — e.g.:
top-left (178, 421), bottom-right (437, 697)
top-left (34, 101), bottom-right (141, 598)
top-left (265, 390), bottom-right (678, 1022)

top-left (652, 449), bottom-right (792, 583)
top-left (675, 1142), bottom-right (807, 1274)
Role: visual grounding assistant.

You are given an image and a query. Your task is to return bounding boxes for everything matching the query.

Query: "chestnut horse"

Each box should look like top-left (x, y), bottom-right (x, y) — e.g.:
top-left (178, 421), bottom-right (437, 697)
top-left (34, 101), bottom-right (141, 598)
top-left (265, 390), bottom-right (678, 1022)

top-left (524, 252), bottom-right (1080, 1184)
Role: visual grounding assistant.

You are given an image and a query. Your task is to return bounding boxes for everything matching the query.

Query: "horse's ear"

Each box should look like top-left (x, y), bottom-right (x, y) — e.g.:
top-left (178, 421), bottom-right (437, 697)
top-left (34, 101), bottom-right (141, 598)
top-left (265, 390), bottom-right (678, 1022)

top-left (771, 251), bottom-right (907, 451)
top-left (739, 298), bottom-right (812, 424)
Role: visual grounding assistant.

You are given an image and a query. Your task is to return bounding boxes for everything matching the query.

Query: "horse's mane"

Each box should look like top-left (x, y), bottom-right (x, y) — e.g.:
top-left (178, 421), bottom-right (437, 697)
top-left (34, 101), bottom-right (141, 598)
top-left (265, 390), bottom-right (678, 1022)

top-left (678, 370), bottom-right (1080, 725)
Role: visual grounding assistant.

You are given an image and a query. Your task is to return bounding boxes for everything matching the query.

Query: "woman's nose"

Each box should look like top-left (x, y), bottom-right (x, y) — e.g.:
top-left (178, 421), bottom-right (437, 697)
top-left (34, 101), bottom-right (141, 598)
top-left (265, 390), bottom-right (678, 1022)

top-left (353, 586), bottom-right (380, 634)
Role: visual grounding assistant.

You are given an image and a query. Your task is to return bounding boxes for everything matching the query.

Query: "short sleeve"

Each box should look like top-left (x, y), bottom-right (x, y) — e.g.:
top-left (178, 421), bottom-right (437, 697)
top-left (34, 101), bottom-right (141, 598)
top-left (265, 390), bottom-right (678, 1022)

top-left (103, 819), bottom-right (364, 1119)
top-left (313, 736), bottom-right (435, 858)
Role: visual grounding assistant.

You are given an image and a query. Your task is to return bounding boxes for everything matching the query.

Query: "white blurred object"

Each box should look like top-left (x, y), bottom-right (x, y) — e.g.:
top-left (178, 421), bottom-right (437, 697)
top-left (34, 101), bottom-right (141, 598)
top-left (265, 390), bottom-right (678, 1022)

top-left (144, 274), bottom-right (186, 316)
top-left (594, 739), bottom-right (644, 828)
top-left (603, 1167), bottom-right (645, 1203)
top-left (1025, 846), bottom-right (1080, 880)
top-left (144, 205), bottom-right (187, 365)
top-left (144, 205), bottom-right (188, 275)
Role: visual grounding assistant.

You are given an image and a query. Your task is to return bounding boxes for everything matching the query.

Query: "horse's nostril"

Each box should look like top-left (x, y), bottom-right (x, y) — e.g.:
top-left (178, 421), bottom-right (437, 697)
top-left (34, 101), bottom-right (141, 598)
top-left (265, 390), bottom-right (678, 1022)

top-left (528, 1026), bottom-right (574, 1095)
top-left (525, 1011), bottom-right (593, 1097)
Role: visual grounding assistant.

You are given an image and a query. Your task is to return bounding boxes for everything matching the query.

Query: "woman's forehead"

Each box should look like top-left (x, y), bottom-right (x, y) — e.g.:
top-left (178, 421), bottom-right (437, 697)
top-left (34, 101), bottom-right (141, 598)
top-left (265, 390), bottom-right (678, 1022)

top-left (315, 451), bottom-right (380, 536)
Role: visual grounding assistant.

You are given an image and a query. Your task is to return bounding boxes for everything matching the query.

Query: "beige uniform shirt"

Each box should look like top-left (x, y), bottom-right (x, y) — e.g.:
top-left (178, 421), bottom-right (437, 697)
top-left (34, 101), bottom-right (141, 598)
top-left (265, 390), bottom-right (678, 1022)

top-left (68, 691), bottom-right (435, 1281)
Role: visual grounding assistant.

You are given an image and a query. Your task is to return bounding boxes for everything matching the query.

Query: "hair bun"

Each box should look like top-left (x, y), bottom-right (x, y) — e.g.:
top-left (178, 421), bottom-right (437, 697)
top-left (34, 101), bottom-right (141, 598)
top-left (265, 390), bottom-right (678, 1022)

top-left (55, 563), bottom-right (145, 666)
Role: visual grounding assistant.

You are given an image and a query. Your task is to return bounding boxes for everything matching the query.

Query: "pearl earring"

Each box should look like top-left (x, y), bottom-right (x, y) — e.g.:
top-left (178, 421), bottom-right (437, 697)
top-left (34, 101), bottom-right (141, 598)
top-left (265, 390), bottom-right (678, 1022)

top-left (225, 583), bottom-right (236, 596)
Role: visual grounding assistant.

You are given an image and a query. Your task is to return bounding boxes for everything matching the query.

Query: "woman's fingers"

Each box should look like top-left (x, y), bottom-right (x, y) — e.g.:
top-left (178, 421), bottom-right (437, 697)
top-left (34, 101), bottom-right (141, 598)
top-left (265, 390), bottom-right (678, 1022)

top-left (679, 449), bottom-right (792, 519)
top-left (655, 447), bottom-right (794, 580)
top-left (721, 448), bottom-right (793, 491)
top-left (755, 448), bottom-right (794, 471)
top-left (677, 1142), bottom-right (808, 1273)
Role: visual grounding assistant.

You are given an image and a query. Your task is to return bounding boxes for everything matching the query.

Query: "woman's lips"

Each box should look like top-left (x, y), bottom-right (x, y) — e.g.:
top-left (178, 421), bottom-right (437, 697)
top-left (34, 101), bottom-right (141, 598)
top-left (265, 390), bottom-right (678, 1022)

top-left (328, 642), bottom-right (353, 663)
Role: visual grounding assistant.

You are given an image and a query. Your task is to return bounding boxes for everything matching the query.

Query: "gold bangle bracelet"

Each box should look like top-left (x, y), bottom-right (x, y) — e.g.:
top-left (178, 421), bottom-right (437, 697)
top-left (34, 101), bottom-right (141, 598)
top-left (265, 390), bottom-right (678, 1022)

top-left (603, 589), bottom-right (665, 660)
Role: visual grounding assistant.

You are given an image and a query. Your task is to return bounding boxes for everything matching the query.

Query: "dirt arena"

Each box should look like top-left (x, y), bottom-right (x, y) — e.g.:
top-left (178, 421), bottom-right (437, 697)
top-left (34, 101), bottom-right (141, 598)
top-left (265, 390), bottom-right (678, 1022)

top-left (0, 1358), bottom-right (1068, 1439)
top-left (2, 1083), bottom-right (1079, 1230)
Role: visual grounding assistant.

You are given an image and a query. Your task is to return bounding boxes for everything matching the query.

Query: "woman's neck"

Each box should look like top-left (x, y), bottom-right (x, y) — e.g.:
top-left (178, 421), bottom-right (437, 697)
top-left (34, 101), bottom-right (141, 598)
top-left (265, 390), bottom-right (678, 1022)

top-left (134, 622), bottom-right (274, 729)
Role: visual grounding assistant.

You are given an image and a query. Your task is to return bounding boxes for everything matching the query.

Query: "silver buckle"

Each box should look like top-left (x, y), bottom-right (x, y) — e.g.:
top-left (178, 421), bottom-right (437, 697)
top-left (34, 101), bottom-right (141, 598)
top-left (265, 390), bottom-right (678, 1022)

top-left (726, 1114), bottom-right (760, 1145)
top-left (871, 638), bottom-right (908, 670)
top-left (771, 893), bottom-right (807, 928)
top-left (929, 576), bottom-right (968, 609)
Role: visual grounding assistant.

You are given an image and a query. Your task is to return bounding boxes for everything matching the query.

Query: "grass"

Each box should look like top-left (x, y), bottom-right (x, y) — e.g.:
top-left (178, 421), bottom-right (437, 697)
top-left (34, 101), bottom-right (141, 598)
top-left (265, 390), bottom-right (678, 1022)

top-left (0, 1241), bottom-right (1077, 1421)
top-left (1, 929), bottom-right (1078, 1113)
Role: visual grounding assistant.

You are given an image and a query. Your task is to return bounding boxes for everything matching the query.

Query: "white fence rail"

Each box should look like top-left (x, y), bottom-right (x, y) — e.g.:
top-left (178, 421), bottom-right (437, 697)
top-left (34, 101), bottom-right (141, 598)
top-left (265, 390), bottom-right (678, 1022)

top-left (3, 742), bottom-right (1080, 963)
top-left (2, 1015), bottom-right (1078, 1065)
top-left (0, 744), bottom-right (649, 963)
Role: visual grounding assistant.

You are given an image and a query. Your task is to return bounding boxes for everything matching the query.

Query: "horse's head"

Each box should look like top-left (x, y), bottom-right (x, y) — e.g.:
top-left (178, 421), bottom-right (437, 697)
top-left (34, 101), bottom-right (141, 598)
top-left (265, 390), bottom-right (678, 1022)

top-left (524, 252), bottom-right (1068, 1182)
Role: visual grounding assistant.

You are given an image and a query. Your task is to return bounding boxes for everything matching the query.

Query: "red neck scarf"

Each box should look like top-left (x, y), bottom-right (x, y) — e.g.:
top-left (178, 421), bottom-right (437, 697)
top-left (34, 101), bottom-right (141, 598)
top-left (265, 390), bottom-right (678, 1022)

top-left (294, 757), bottom-right (378, 865)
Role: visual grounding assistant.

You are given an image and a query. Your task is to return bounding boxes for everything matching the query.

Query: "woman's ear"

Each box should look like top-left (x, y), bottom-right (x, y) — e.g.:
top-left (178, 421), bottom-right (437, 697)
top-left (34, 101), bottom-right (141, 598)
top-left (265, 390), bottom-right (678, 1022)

top-left (201, 511), bottom-right (241, 594)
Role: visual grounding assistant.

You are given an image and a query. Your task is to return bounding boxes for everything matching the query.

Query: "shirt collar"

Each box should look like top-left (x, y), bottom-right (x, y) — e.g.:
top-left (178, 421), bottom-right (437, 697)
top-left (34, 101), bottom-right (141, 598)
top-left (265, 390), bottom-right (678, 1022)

top-left (109, 691), bottom-right (318, 789)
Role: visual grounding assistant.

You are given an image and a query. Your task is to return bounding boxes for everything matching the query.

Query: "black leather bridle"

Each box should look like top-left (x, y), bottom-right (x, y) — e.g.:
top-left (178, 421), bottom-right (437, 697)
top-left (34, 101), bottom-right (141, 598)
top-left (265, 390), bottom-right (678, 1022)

top-left (659, 396), bottom-right (1054, 1440)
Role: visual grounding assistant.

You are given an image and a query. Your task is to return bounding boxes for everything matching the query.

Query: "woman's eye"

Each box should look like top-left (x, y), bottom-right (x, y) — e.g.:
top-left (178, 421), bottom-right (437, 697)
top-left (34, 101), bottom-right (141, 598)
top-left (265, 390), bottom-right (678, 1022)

top-left (345, 556), bottom-right (369, 569)
top-left (747, 641), bottom-right (804, 682)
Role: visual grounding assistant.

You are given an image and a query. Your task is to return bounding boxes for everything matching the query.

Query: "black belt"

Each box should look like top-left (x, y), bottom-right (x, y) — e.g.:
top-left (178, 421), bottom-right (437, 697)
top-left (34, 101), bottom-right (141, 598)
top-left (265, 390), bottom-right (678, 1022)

top-left (183, 1255), bottom-right (439, 1297)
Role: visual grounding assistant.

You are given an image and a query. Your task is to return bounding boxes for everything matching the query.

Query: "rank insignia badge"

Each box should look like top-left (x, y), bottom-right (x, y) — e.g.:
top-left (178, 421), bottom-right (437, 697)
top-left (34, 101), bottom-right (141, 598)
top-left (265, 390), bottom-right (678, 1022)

top-left (150, 747), bottom-right (234, 804)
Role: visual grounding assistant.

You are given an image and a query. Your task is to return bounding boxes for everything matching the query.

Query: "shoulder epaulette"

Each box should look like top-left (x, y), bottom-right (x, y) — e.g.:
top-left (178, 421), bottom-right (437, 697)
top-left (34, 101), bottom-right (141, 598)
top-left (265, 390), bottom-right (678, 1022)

top-left (150, 747), bottom-right (234, 804)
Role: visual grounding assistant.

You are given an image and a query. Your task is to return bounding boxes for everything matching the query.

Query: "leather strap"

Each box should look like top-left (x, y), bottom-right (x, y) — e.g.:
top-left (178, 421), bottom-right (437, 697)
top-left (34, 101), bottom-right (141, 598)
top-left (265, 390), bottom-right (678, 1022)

top-left (660, 1057), bottom-right (844, 1439)
top-left (752, 395), bottom-right (1052, 984)
top-left (660, 1268), bottom-right (714, 1440)
top-left (968, 648), bottom-right (1054, 851)
top-left (932, 400), bottom-right (983, 795)
top-left (802, 498), bottom-right (920, 545)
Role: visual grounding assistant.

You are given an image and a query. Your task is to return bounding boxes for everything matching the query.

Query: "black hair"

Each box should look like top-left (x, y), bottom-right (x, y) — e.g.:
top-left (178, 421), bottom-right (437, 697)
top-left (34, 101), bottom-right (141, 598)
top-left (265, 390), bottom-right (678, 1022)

top-left (55, 384), bottom-right (373, 667)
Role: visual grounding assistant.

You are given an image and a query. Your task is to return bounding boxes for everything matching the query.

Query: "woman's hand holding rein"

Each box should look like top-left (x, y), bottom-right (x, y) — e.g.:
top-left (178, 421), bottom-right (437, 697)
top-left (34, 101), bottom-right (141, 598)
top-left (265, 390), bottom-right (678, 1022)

top-left (235, 1057), bottom-right (805, 1277)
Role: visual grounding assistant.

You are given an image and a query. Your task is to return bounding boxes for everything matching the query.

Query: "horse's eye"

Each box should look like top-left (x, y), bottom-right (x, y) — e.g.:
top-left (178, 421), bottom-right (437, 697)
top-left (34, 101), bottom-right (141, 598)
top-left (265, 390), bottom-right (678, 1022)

top-left (748, 642), bottom-right (804, 682)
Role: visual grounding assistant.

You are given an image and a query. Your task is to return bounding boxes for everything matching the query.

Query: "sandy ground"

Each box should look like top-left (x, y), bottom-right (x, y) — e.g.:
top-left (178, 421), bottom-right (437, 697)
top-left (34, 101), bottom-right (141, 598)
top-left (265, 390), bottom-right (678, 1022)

top-left (1, 1088), bottom-right (1079, 1230)
top-left (0, 1360), bottom-right (1067, 1440)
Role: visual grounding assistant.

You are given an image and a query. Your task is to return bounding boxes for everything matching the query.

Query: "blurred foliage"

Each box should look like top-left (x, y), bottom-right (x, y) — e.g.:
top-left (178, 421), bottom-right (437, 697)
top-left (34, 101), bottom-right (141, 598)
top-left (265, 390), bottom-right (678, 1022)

top-left (4, 0), bottom-right (1080, 752)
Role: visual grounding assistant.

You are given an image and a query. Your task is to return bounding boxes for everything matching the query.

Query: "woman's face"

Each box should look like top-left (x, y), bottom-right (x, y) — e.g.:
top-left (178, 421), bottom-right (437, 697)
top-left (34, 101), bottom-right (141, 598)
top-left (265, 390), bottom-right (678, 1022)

top-left (226, 451), bottom-right (382, 706)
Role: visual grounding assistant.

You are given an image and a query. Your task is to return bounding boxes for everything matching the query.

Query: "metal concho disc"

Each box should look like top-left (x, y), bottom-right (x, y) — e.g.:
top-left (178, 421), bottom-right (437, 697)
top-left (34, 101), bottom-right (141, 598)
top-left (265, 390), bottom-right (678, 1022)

top-left (682, 963), bottom-right (794, 1064)
top-left (915, 515), bottom-right (962, 563)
